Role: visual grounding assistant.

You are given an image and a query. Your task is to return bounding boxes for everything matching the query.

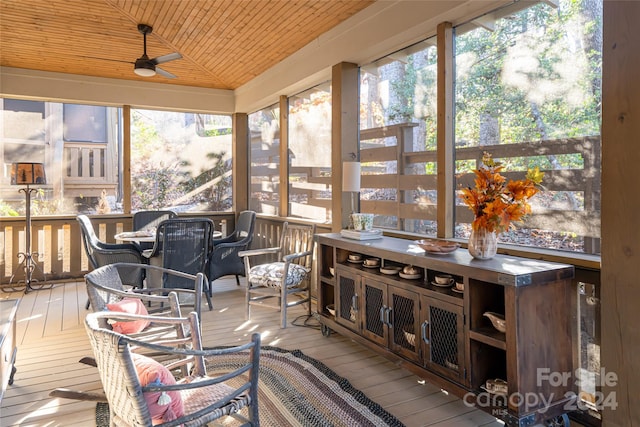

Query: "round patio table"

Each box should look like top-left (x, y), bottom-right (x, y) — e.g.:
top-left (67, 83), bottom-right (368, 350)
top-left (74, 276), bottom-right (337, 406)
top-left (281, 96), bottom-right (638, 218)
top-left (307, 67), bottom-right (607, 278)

top-left (115, 230), bottom-right (222, 243)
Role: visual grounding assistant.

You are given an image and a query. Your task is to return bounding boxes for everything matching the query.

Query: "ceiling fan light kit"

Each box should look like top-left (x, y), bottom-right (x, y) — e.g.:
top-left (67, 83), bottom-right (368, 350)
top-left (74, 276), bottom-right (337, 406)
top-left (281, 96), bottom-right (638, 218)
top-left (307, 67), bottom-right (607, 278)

top-left (134, 59), bottom-right (156, 77)
top-left (133, 24), bottom-right (181, 79)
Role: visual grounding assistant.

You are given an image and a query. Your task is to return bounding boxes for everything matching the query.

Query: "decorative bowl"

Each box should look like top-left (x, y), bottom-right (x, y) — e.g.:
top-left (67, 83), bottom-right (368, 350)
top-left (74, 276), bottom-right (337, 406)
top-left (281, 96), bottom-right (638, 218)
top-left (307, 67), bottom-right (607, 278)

top-left (484, 311), bottom-right (506, 333)
top-left (402, 326), bottom-right (416, 346)
top-left (348, 253), bottom-right (363, 262)
top-left (402, 265), bottom-right (420, 275)
top-left (485, 378), bottom-right (508, 395)
top-left (380, 266), bottom-right (402, 275)
top-left (445, 359), bottom-right (459, 371)
top-left (415, 239), bottom-right (460, 254)
top-left (326, 304), bottom-right (336, 317)
top-left (363, 258), bottom-right (380, 267)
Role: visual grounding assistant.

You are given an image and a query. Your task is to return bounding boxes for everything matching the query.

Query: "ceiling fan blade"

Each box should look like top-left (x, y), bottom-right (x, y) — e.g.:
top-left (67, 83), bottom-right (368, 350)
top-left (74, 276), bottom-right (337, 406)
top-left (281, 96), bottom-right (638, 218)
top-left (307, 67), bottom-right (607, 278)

top-left (155, 66), bottom-right (177, 79)
top-left (152, 52), bottom-right (182, 65)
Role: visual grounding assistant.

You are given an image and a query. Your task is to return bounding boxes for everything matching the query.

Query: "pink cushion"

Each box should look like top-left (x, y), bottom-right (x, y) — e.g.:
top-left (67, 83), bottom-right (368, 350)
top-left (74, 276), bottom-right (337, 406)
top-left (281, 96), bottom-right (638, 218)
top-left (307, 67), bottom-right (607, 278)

top-left (132, 353), bottom-right (185, 424)
top-left (106, 298), bottom-right (150, 334)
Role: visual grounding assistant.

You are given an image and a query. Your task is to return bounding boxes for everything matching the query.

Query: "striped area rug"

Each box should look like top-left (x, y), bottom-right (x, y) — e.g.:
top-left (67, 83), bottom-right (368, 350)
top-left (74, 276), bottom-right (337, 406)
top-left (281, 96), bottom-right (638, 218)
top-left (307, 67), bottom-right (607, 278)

top-left (204, 346), bottom-right (406, 427)
top-left (97, 346), bottom-right (405, 427)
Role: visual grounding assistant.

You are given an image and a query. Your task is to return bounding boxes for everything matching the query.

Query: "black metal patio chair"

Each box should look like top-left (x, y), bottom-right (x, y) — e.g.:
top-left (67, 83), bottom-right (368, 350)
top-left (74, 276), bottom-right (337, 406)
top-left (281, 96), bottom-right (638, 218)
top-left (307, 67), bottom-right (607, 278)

top-left (208, 210), bottom-right (256, 291)
top-left (144, 217), bottom-right (214, 310)
top-left (132, 210), bottom-right (177, 250)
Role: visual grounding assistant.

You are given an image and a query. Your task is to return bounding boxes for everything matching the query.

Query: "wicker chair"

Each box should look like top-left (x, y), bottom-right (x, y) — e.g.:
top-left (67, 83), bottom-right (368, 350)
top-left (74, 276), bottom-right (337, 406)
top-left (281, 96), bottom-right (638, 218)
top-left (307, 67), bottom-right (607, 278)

top-left (78, 214), bottom-right (148, 309)
top-left (85, 263), bottom-right (204, 326)
top-left (240, 222), bottom-right (316, 328)
top-left (78, 214), bottom-right (146, 287)
top-left (49, 263), bottom-right (205, 402)
top-left (85, 311), bottom-right (261, 427)
top-left (208, 210), bottom-right (256, 290)
top-left (133, 210), bottom-right (177, 251)
top-left (144, 218), bottom-right (214, 310)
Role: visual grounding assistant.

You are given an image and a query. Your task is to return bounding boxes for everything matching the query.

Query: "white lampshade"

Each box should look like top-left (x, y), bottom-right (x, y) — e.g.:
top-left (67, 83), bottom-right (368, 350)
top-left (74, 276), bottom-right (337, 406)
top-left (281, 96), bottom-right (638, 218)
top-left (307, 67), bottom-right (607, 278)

top-left (342, 161), bottom-right (361, 192)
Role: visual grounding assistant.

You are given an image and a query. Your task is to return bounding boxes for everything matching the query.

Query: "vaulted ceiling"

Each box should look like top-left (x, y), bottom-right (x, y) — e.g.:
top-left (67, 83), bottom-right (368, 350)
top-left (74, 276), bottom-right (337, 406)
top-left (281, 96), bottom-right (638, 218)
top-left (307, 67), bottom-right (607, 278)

top-left (0, 0), bottom-right (374, 90)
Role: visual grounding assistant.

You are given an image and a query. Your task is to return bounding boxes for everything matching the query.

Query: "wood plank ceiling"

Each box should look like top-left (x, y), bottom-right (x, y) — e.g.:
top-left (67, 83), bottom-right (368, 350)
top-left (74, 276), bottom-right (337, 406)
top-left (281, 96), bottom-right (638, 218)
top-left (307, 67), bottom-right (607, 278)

top-left (0, 0), bottom-right (374, 90)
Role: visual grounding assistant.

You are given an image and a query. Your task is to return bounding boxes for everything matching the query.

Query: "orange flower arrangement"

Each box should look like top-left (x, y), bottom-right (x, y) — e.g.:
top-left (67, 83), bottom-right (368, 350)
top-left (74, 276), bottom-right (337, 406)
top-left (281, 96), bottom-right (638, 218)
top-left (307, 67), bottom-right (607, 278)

top-left (461, 153), bottom-right (544, 233)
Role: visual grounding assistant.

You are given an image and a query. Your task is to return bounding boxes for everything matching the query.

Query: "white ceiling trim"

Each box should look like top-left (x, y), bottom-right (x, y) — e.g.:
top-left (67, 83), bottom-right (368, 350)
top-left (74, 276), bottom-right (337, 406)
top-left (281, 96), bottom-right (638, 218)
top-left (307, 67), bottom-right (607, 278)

top-left (0, 66), bottom-right (235, 114)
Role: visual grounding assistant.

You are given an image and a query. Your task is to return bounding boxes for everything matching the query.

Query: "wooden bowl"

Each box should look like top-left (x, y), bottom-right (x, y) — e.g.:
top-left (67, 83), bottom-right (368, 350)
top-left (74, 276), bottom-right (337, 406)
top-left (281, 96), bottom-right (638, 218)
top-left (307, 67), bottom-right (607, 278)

top-left (484, 312), bottom-right (506, 333)
top-left (326, 304), bottom-right (336, 317)
top-left (415, 239), bottom-right (460, 254)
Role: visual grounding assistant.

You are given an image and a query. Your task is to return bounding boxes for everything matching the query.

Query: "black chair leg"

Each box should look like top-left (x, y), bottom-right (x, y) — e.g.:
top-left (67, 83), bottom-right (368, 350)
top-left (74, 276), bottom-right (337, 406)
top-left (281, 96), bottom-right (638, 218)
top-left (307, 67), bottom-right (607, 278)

top-left (204, 282), bottom-right (213, 310)
top-left (235, 275), bottom-right (241, 286)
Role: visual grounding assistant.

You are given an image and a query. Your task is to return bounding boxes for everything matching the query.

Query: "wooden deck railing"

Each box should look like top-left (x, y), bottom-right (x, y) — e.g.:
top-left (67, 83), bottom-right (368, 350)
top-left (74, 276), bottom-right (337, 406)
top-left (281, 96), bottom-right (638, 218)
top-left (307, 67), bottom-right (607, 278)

top-left (63, 142), bottom-right (118, 198)
top-left (0, 213), bottom-right (330, 285)
top-left (0, 213), bottom-right (235, 284)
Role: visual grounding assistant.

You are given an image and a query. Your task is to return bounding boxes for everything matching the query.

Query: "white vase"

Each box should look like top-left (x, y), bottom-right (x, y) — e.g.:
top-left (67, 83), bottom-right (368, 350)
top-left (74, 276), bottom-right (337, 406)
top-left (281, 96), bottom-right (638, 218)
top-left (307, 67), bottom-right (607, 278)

top-left (468, 228), bottom-right (498, 259)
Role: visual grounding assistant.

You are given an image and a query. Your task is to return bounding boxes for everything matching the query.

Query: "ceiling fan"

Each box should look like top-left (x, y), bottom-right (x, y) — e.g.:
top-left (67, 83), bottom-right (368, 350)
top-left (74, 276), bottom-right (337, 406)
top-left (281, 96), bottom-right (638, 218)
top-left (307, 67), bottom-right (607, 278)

top-left (134, 24), bottom-right (182, 79)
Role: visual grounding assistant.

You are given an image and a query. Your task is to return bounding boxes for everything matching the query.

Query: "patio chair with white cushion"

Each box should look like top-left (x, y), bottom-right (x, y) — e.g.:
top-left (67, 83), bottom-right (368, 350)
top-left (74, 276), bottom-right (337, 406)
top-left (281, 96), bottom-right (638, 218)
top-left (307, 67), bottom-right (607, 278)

top-left (240, 222), bottom-right (316, 328)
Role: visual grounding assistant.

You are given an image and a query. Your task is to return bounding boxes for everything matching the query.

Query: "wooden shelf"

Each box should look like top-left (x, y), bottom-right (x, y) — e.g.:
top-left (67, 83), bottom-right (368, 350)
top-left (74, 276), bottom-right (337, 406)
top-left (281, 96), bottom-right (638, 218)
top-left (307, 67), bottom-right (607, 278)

top-left (469, 329), bottom-right (507, 350)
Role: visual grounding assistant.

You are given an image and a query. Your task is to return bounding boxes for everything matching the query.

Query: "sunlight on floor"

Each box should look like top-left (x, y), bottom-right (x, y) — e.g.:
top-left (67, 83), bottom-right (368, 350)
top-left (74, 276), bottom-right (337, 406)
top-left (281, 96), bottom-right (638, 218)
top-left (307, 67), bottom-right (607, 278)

top-left (17, 314), bottom-right (43, 323)
top-left (17, 398), bottom-right (64, 424)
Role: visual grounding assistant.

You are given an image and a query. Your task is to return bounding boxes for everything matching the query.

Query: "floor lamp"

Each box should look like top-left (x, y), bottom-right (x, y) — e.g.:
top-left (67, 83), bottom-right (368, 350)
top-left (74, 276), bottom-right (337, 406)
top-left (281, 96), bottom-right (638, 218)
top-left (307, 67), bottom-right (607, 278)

top-left (7, 162), bottom-right (50, 293)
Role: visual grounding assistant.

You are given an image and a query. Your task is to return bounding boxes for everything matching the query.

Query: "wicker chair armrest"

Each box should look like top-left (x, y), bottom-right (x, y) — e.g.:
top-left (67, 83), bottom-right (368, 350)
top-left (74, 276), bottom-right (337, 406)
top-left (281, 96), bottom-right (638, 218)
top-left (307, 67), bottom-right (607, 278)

top-left (90, 263), bottom-right (204, 319)
top-left (141, 247), bottom-right (159, 259)
top-left (89, 284), bottom-right (176, 304)
top-left (212, 232), bottom-right (238, 246)
top-left (282, 250), bottom-right (313, 263)
top-left (238, 246), bottom-right (280, 258)
top-left (210, 240), bottom-right (247, 252)
top-left (113, 263), bottom-right (198, 281)
top-left (110, 320), bottom-right (260, 359)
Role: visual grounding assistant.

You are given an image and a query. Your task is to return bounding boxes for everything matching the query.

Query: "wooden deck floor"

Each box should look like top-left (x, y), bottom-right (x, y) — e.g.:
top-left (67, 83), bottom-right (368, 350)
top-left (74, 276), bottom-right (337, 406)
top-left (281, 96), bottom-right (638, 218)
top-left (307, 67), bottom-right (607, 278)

top-left (0, 279), bottom-right (508, 427)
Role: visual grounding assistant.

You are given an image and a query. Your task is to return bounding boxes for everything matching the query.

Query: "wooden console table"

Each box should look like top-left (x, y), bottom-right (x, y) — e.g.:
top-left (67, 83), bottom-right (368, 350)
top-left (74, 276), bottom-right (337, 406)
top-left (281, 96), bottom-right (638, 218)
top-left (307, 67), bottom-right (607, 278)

top-left (1, 299), bottom-right (19, 402)
top-left (315, 233), bottom-right (576, 427)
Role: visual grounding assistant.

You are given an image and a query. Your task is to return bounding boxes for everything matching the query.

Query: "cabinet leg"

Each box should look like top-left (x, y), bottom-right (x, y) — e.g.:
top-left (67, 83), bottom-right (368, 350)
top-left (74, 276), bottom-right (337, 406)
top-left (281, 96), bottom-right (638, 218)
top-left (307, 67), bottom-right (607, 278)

top-left (9, 365), bottom-right (17, 386)
top-left (545, 414), bottom-right (570, 427)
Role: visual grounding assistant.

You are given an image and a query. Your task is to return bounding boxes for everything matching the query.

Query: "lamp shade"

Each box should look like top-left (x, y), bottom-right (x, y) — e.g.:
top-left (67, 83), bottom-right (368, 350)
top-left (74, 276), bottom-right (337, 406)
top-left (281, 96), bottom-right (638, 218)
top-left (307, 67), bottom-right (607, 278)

top-left (11, 162), bottom-right (46, 185)
top-left (342, 161), bottom-right (361, 192)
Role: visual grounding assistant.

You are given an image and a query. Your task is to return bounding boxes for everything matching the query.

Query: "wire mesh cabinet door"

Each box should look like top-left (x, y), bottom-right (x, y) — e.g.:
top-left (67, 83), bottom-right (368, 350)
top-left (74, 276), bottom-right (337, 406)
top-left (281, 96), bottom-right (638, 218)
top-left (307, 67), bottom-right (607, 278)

top-left (335, 267), bottom-right (360, 332)
top-left (388, 286), bottom-right (421, 364)
top-left (360, 277), bottom-right (388, 347)
top-left (420, 295), bottom-right (466, 385)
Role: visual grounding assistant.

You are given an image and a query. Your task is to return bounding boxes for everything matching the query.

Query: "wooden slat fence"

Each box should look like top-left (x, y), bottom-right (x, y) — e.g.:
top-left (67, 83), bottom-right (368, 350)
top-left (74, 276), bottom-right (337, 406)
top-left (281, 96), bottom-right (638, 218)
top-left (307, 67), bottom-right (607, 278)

top-left (63, 142), bottom-right (118, 198)
top-left (0, 212), bottom-right (235, 285)
top-left (359, 123), bottom-right (601, 254)
top-left (249, 131), bottom-right (332, 221)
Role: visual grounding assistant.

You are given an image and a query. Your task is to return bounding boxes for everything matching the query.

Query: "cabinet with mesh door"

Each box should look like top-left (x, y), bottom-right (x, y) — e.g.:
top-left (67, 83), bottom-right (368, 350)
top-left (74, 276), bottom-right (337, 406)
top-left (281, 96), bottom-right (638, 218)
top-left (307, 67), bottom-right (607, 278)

top-left (419, 294), bottom-right (466, 385)
top-left (335, 267), bottom-right (422, 364)
top-left (316, 233), bottom-right (575, 427)
top-left (334, 266), bottom-right (360, 332)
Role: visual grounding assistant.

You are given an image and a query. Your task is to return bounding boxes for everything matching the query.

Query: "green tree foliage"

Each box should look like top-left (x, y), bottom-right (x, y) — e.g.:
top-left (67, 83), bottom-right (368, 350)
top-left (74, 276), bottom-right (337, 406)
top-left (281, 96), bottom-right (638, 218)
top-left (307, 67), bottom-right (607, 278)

top-left (183, 151), bottom-right (232, 211)
top-left (130, 110), bottom-right (232, 212)
top-left (455, 0), bottom-right (601, 151)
